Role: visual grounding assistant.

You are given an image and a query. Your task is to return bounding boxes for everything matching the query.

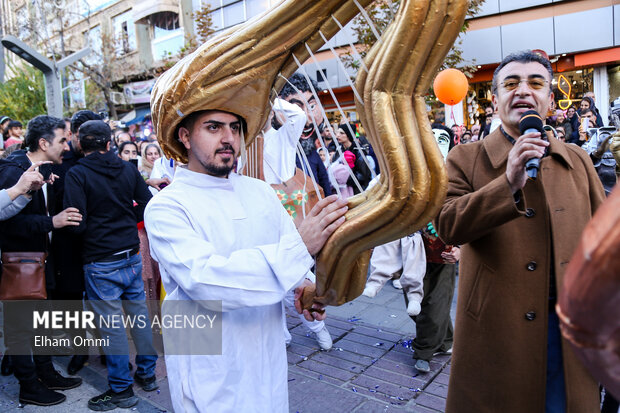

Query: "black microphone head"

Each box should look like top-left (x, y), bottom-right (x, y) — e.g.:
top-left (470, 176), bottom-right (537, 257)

top-left (519, 110), bottom-right (544, 135)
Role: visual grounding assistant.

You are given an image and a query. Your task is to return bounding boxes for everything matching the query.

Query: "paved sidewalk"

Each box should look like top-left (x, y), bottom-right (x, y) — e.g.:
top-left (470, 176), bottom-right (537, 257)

top-left (0, 281), bottom-right (457, 412)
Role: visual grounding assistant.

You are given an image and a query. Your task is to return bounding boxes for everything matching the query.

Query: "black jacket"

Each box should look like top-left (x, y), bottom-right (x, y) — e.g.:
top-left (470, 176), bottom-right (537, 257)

top-left (51, 144), bottom-right (85, 295)
top-left (296, 150), bottom-right (332, 196)
top-left (0, 150), bottom-right (55, 253)
top-left (64, 150), bottom-right (152, 263)
top-left (0, 150), bottom-right (57, 288)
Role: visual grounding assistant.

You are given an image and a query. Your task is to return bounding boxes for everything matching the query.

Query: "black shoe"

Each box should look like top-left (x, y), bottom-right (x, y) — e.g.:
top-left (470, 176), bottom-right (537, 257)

top-left (1, 355), bottom-right (12, 376)
top-left (19, 378), bottom-right (66, 406)
top-left (68, 354), bottom-right (89, 375)
top-left (38, 368), bottom-right (83, 390)
top-left (88, 387), bottom-right (138, 411)
top-left (134, 372), bottom-right (159, 392)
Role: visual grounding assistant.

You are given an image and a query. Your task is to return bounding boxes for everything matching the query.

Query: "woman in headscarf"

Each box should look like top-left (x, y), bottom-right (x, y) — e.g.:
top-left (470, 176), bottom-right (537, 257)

top-left (139, 143), bottom-right (162, 181)
top-left (332, 123), bottom-right (372, 194)
top-left (579, 96), bottom-right (604, 127)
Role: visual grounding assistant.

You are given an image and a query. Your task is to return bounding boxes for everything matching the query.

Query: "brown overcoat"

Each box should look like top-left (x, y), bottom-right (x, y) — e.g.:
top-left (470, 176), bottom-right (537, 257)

top-left (436, 128), bottom-right (605, 413)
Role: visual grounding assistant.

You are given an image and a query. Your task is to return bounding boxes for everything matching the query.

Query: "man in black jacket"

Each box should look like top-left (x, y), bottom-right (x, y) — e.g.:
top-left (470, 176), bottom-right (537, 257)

top-left (63, 120), bottom-right (158, 411)
top-left (51, 110), bottom-right (104, 375)
top-left (0, 115), bottom-right (83, 406)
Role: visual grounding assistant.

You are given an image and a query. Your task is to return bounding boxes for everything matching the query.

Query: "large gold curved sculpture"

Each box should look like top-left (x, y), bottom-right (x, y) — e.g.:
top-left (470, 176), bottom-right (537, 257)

top-left (151, 0), bottom-right (468, 307)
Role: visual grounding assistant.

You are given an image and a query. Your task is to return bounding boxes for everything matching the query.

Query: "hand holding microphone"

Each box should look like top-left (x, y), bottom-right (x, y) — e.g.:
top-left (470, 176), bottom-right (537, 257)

top-left (505, 110), bottom-right (549, 193)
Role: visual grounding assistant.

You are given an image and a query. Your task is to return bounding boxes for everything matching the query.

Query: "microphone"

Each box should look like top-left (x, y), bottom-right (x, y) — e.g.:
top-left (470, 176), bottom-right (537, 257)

top-left (519, 110), bottom-right (545, 180)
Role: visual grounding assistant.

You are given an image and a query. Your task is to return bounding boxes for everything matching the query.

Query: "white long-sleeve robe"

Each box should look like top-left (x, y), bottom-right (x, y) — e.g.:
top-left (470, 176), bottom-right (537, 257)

top-left (144, 167), bottom-right (314, 412)
top-left (263, 98), bottom-right (306, 185)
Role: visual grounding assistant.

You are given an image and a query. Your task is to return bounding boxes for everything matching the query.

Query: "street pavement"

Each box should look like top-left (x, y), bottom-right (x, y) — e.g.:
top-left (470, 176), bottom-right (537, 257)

top-left (0, 279), bottom-right (458, 412)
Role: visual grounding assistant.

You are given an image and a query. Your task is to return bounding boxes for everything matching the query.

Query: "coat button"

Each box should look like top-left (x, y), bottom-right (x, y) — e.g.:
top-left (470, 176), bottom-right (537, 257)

top-left (526, 261), bottom-right (537, 271)
top-left (525, 208), bottom-right (536, 218)
top-left (525, 311), bottom-right (536, 321)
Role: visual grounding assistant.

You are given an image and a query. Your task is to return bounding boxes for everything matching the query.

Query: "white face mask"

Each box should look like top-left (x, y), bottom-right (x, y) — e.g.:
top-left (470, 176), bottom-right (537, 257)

top-left (432, 129), bottom-right (451, 161)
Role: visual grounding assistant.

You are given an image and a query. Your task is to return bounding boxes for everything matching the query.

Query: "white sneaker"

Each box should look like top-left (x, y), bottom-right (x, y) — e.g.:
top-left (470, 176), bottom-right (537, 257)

top-left (313, 326), bottom-right (333, 350)
top-left (407, 300), bottom-right (421, 316)
top-left (392, 278), bottom-right (403, 289)
top-left (362, 283), bottom-right (381, 298)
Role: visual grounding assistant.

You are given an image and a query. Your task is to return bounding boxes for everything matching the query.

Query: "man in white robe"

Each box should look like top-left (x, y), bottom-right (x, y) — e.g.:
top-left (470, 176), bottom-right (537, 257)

top-left (145, 110), bottom-right (347, 412)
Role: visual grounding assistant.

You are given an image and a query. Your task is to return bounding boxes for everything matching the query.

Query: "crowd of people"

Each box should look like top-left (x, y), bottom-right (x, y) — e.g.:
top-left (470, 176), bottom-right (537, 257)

top-left (0, 48), bottom-right (618, 413)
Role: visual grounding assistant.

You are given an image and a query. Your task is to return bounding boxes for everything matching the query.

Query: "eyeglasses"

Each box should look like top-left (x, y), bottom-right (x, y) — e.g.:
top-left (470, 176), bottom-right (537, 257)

top-left (500, 78), bottom-right (549, 91)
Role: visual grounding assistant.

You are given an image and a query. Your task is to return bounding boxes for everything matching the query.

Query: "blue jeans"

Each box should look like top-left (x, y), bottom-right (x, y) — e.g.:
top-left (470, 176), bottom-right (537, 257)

top-left (84, 253), bottom-right (157, 392)
top-left (546, 309), bottom-right (566, 413)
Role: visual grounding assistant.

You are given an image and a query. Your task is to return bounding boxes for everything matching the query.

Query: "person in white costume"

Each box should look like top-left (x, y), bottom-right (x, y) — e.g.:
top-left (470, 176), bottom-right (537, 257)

top-left (145, 110), bottom-right (347, 412)
top-left (361, 175), bottom-right (427, 316)
top-left (363, 233), bottom-right (426, 316)
top-left (262, 97), bottom-right (334, 350)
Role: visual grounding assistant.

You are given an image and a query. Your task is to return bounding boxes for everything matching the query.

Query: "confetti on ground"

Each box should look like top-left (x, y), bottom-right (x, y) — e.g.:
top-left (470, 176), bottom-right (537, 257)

top-left (389, 314), bottom-right (397, 318)
top-left (288, 378), bottom-right (296, 382)
top-left (318, 374), bottom-right (323, 380)
top-left (347, 317), bottom-right (362, 322)
top-left (374, 342), bottom-right (384, 346)
top-left (352, 387), bottom-right (358, 393)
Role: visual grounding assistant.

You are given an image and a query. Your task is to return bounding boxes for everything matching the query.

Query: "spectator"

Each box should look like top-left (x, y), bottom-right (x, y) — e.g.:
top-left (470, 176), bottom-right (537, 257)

top-left (140, 143), bottom-right (162, 181)
top-left (577, 108), bottom-right (597, 146)
top-left (63, 120), bottom-right (158, 411)
top-left (565, 105), bottom-right (581, 144)
top-left (0, 116), bottom-right (11, 147)
top-left (118, 141), bottom-right (139, 163)
top-left (4, 121), bottom-right (24, 149)
top-left (579, 95), bottom-right (604, 127)
top-left (333, 124), bottom-right (372, 194)
top-left (460, 130), bottom-right (472, 144)
top-left (555, 110), bottom-right (573, 139)
top-left (555, 125), bottom-right (566, 142)
top-left (0, 115), bottom-right (83, 407)
top-left (471, 124), bottom-right (481, 141)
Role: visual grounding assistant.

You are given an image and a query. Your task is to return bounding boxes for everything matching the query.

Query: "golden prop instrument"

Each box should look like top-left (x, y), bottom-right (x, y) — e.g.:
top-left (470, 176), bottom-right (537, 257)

top-left (151, 0), bottom-right (468, 308)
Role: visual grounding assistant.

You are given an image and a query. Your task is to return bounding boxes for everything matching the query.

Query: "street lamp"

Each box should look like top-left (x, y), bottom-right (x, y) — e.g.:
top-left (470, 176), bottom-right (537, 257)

top-left (1, 35), bottom-right (90, 117)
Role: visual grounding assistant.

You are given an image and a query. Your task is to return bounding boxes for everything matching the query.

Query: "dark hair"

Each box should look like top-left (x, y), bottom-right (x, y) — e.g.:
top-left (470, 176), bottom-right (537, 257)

top-left (580, 96), bottom-right (597, 111)
top-left (118, 141), bottom-right (138, 155)
top-left (492, 50), bottom-right (553, 95)
top-left (71, 110), bottom-right (103, 134)
top-left (25, 115), bottom-right (65, 152)
top-left (581, 108), bottom-right (595, 117)
top-left (338, 123), bottom-right (356, 143)
top-left (176, 110), bottom-right (247, 140)
top-left (279, 72), bottom-right (318, 99)
top-left (7, 120), bottom-right (22, 129)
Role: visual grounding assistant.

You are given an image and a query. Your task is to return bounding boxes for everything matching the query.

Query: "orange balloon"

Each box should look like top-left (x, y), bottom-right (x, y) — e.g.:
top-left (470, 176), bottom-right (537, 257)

top-left (433, 68), bottom-right (469, 106)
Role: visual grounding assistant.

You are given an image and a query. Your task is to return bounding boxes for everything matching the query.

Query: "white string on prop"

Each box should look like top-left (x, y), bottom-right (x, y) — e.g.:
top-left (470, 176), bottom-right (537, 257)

top-left (283, 59), bottom-right (364, 192)
top-left (318, 30), bottom-right (364, 106)
top-left (303, 43), bottom-right (377, 181)
top-left (353, 0), bottom-right (383, 45)
top-left (295, 142), bottom-right (323, 219)
top-left (330, 15), bottom-right (370, 74)
top-left (330, 19), bottom-right (369, 76)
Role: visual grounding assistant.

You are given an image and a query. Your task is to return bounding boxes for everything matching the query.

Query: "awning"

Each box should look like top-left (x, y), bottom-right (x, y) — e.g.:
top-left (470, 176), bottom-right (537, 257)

top-left (120, 106), bottom-right (151, 126)
top-left (132, 0), bottom-right (179, 24)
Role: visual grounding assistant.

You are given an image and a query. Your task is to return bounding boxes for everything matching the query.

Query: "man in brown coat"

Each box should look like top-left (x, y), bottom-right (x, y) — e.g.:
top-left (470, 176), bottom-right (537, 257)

top-left (436, 50), bottom-right (605, 413)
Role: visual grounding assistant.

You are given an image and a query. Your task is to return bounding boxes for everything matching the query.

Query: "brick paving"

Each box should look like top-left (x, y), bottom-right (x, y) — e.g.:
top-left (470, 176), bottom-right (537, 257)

top-left (0, 283), bottom-right (455, 412)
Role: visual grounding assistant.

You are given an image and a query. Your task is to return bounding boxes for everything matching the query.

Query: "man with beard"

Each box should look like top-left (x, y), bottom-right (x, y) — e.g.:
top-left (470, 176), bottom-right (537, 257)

top-left (145, 109), bottom-right (347, 411)
top-left (279, 73), bottom-right (332, 195)
top-left (0, 115), bottom-right (83, 406)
